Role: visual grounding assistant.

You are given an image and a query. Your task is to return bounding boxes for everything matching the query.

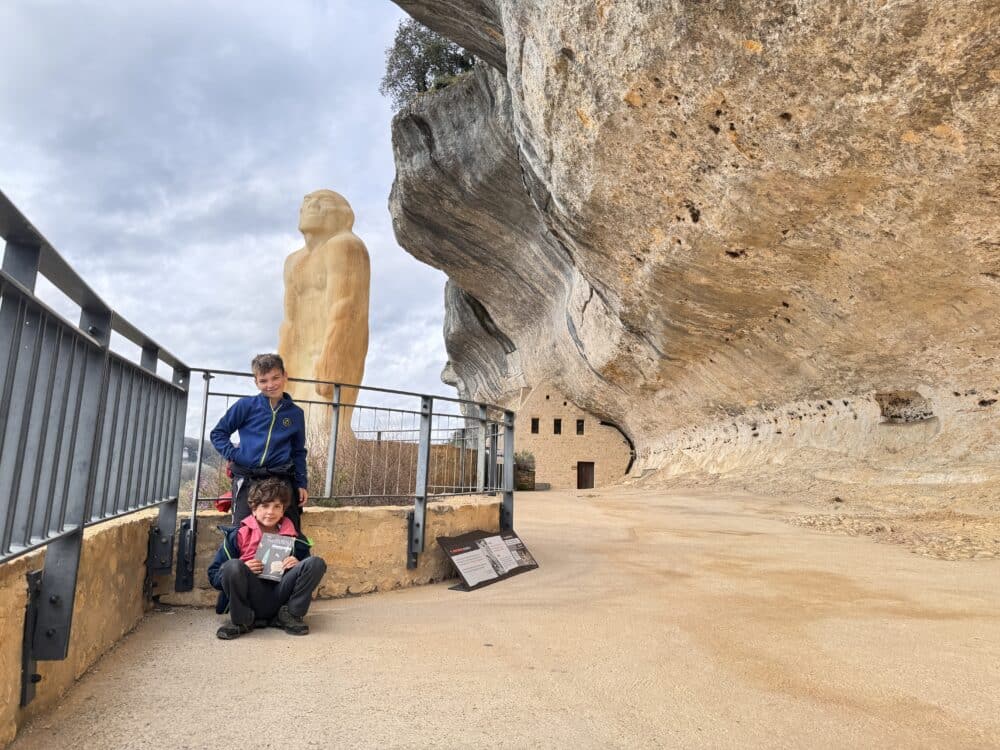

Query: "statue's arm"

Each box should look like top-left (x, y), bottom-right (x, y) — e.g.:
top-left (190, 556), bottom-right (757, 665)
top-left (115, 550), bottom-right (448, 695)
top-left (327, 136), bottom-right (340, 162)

top-left (277, 251), bottom-right (301, 353)
top-left (315, 237), bottom-right (370, 395)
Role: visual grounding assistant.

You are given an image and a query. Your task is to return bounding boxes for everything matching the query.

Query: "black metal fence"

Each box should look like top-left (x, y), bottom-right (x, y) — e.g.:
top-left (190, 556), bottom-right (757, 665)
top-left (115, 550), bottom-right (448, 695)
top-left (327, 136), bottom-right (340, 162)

top-left (1, 189), bottom-right (517, 709)
top-left (176, 370), bottom-right (514, 587)
top-left (0, 189), bottom-right (189, 706)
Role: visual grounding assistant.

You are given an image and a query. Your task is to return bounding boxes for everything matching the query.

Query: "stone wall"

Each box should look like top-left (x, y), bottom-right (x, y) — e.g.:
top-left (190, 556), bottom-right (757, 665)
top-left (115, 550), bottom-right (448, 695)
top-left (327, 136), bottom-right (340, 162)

top-left (158, 499), bottom-right (501, 606)
top-left (0, 511), bottom-right (157, 748)
top-left (513, 385), bottom-right (631, 490)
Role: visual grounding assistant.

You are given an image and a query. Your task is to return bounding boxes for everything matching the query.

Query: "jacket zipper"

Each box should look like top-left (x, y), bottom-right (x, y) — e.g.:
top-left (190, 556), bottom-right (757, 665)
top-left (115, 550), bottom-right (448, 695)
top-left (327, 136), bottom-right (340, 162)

top-left (259, 402), bottom-right (281, 466)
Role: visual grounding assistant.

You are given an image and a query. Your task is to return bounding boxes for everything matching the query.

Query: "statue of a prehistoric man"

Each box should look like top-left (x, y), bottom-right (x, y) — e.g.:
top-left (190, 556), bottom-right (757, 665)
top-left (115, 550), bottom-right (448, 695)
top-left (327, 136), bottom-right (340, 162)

top-left (278, 190), bottom-right (370, 412)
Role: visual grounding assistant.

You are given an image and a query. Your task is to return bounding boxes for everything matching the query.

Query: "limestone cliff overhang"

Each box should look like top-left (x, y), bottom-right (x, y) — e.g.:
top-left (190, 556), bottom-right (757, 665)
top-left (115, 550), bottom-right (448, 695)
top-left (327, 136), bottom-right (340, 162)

top-left (388, 0), bottom-right (1000, 476)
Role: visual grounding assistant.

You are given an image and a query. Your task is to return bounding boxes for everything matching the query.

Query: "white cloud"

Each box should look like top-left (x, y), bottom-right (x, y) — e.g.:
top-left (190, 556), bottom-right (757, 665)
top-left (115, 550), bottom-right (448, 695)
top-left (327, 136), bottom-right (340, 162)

top-left (1, 1), bottom-right (457, 425)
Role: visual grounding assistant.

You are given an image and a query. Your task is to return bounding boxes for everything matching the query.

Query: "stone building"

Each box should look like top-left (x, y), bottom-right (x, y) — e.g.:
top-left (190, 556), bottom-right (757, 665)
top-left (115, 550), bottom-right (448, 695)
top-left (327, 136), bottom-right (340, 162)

top-left (512, 385), bottom-right (632, 490)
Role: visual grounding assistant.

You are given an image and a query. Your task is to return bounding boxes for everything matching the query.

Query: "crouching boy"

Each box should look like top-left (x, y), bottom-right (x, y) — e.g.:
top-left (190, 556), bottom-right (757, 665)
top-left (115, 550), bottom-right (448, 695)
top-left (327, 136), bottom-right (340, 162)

top-left (208, 477), bottom-right (326, 640)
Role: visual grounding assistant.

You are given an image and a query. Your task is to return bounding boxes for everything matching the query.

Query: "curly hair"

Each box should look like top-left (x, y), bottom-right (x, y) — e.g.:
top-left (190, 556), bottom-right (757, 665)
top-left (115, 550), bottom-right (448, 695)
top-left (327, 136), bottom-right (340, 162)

top-left (251, 353), bottom-right (285, 377)
top-left (248, 477), bottom-right (293, 510)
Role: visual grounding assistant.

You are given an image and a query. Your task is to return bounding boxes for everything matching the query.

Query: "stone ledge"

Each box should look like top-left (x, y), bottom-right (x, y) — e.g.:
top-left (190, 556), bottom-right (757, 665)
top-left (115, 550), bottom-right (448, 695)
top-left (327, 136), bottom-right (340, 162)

top-left (157, 497), bottom-right (501, 607)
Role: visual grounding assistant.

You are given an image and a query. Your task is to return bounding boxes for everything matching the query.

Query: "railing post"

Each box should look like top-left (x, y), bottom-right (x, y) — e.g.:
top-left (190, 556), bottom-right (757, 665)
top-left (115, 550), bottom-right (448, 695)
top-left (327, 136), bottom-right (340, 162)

top-left (458, 427), bottom-right (466, 491)
top-left (501, 410), bottom-right (515, 531)
top-left (31, 298), bottom-right (111, 661)
top-left (175, 370), bottom-right (211, 592)
top-left (0, 242), bottom-right (42, 559)
top-left (487, 420), bottom-right (499, 496)
top-left (2, 241), bottom-right (41, 288)
top-left (146, 366), bottom-right (189, 584)
top-left (476, 404), bottom-right (487, 493)
top-left (407, 396), bottom-right (432, 569)
top-left (19, 571), bottom-right (43, 706)
top-left (323, 384), bottom-right (341, 499)
top-left (140, 344), bottom-right (158, 373)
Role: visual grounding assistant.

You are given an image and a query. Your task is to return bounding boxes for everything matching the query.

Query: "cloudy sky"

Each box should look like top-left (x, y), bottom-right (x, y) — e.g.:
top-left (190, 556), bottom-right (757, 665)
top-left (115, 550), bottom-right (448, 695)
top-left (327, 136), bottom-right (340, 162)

top-left (0, 1), bottom-right (456, 418)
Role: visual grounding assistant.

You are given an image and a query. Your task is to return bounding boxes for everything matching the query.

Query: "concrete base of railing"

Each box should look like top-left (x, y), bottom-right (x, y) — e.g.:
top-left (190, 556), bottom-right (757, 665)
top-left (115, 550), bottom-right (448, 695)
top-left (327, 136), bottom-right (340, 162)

top-left (0, 497), bottom-right (499, 747)
top-left (0, 511), bottom-right (158, 747)
top-left (157, 498), bottom-right (501, 607)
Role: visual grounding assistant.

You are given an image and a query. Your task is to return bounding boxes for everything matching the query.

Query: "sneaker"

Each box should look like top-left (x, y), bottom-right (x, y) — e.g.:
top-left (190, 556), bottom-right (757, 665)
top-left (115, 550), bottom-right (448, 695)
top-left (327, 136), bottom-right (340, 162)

top-left (274, 605), bottom-right (309, 635)
top-left (216, 622), bottom-right (253, 640)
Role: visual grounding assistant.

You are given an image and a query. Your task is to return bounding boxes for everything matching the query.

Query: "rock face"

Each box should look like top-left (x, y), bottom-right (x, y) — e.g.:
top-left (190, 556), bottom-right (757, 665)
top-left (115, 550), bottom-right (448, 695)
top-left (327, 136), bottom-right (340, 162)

top-left (388, 0), bottom-right (1000, 480)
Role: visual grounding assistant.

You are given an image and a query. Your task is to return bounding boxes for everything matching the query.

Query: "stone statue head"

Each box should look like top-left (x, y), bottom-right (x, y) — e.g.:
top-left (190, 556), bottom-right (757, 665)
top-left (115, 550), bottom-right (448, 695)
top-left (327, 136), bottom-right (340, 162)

top-left (298, 189), bottom-right (355, 235)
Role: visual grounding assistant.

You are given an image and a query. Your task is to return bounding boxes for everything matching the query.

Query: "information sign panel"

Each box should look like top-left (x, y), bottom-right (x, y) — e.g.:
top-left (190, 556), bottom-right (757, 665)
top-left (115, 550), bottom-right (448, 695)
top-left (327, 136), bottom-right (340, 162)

top-left (436, 530), bottom-right (538, 590)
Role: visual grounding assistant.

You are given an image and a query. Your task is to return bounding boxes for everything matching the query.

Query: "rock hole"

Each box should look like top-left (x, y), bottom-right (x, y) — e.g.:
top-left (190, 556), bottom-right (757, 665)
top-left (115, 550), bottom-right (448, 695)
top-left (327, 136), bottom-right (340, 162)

top-left (708, 123), bottom-right (720, 134)
top-left (779, 112), bottom-right (793, 121)
top-left (560, 47), bottom-right (575, 60)
top-left (874, 390), bottom-right (934, 423)
top-left (685, 203), bottom-right (701, 223)
top-left (669, 130), bottom-right (678, 138)
top-left (978, 398), bottom-right (996, 407)
top-left (725, 249), bottom-right (746, 258)
top-left (782, 301), bottom-right (789, 307)
top-left (715, 109), bottom-right (722, 116)
top-left (729, 122), bottom-right (736, 131)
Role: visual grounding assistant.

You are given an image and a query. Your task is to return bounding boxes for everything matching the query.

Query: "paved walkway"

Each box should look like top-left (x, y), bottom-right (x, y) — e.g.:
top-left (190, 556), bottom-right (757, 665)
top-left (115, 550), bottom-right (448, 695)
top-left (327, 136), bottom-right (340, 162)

top-left (10, 488), bottom-right (1000, 749)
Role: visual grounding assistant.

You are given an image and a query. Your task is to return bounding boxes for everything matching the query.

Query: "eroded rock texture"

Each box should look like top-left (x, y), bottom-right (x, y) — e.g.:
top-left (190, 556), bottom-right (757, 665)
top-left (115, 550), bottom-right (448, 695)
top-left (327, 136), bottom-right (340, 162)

top-left (388, 0), bottom-right (999, 480)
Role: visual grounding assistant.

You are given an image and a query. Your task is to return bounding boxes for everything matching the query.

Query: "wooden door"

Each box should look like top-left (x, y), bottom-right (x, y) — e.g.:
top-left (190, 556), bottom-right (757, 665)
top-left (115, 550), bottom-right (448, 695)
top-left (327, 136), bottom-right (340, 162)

top-left (577, 462), bottom-right (595, 490)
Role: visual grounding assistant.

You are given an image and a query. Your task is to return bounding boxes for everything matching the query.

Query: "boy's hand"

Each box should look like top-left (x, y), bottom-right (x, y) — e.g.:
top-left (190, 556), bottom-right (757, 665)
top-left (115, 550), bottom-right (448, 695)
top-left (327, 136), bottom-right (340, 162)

top-left (298, 488), bottom-right (308, 507)
top-left (246, 559), bottom-right (264, 575)
top-left (281, 556), bottom-right (300, 571)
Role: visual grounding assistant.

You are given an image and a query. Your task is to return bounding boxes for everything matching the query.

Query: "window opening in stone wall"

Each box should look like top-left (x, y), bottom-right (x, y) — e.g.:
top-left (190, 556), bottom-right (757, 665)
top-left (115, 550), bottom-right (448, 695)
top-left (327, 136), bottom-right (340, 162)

top-left (531, 417), bottom-right (539, 434)
top-left (554, 418), bottom-right (562, 435)
top-left (576, 419), bottom-right (585, 435)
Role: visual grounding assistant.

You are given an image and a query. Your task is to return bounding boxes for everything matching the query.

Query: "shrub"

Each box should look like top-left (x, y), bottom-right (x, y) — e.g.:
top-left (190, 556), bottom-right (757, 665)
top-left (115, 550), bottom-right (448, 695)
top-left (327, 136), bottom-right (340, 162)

top-left (379, 19), bottom-right (475, 110)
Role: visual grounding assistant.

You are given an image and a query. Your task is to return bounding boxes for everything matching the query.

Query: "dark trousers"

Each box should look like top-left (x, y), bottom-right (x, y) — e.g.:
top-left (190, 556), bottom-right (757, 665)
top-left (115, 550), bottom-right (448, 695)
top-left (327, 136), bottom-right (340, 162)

top-left (219, 557), bottom-right (326, 626)
top-left (231, 474), bottom-right (302, 533)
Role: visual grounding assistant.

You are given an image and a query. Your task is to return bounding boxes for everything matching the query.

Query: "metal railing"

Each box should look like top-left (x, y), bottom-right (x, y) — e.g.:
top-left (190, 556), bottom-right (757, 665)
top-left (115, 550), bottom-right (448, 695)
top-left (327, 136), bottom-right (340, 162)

top-left (0, 188), bottom-right (516, 707)
top-left (176, 369), bottom-right (514, 587)
top-left (0, 189), bottom-right (189, 706)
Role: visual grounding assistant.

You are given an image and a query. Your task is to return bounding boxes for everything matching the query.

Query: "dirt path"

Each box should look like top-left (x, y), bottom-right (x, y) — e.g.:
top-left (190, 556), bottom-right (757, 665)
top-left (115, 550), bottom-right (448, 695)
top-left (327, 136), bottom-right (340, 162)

top-left (10, 488), bottom-right (1000, 749)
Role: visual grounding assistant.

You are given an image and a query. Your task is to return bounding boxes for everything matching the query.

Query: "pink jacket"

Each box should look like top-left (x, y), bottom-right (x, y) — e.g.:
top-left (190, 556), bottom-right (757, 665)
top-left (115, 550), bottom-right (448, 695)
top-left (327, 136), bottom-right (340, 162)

top-left (236, 515), bottom-right (297, 562)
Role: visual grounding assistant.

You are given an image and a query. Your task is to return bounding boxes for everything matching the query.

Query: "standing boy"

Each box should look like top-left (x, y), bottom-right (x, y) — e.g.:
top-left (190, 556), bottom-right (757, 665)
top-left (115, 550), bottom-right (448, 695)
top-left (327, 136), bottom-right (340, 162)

top-left (210, 353), bottom-right (308, 531)
top-left (208, 478), bottom-right (326, 639)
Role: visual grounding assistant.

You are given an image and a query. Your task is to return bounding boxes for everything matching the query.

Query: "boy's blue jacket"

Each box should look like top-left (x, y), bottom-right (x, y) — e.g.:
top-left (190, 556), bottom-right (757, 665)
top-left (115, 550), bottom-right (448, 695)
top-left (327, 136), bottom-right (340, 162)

top-left (209, 392), bottom-right (308, 490)
top-left (207, 525), bottom-right (313, 614)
